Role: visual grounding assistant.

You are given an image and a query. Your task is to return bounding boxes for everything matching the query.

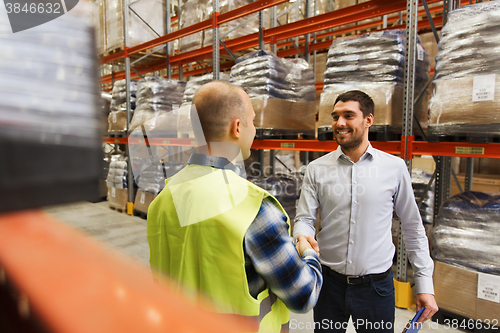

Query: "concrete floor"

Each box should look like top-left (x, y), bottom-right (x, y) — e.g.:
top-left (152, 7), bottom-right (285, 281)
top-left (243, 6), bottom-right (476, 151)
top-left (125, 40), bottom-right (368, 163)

top-left (44, 201), bottom-right (466, 333)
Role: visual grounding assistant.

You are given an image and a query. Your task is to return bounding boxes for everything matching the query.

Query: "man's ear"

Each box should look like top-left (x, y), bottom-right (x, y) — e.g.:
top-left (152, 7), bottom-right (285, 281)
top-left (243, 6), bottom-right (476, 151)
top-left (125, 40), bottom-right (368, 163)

top-left (230, 118), bottom-right (241, 138)
top-left (365, 113), bottom-right (374, 128)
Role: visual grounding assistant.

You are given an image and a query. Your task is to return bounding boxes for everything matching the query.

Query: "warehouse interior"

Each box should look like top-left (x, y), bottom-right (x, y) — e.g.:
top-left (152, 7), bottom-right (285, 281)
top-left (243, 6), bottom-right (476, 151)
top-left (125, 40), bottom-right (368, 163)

top-left (0, 0), bottom-right (499, 332)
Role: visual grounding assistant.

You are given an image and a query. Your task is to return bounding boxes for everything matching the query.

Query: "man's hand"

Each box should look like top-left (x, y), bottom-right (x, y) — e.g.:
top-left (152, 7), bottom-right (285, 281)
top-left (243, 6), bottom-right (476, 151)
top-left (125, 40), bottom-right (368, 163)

top-left (415, 293), bottom-right (439, 323)
top-left (295, 234), bottom-right (320, 257)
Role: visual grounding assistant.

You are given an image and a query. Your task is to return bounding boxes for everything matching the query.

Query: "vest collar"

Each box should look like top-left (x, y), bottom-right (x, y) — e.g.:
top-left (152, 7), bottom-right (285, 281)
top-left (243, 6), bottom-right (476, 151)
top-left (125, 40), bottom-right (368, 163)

top-left (187, 153), bottom-right (243, 176)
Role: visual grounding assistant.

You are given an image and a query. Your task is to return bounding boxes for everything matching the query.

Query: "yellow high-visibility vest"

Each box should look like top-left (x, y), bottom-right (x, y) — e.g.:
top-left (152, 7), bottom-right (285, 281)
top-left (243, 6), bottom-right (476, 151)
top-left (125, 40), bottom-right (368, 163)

top-left (148, 164), bottom-right (290, 333)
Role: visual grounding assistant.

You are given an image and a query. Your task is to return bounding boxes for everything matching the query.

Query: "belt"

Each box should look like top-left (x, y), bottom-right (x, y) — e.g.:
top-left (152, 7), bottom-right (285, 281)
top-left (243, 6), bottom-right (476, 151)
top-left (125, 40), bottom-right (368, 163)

top-left (322, 265), bottom-right (391, 285)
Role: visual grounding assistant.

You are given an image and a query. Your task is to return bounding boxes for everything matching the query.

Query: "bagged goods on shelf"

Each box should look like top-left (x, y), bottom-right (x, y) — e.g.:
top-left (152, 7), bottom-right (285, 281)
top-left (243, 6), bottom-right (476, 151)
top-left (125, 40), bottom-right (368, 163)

top-left (231, 50), bottom-right (316, 102)
top-left (432, 191), bottom-right (500, 275)
top-left (321, 30), bottom-right (430, 130)
top-left (106, 160), bottom-right (129, 189)
top-left (411, 169), bottom-right (434, 225)
top-left (282, 58), bottom-right (316, 103)
top-left (179, 1), bottom-right (203, 52)
top-left (230, 50), bottom-right (316, 131)
top-left (110, 79), bottom-right (137, 111)
top-left (91, 0), bottom-right (107, 54)
top-left (105, 0), bottom-right (165, 52)
top-left (133, 163), bottom-right (184, 213)
top-left (182, 72), bottom-right (230, 104)
top-left (429, 2), bottom-right (500, 135)
top-left (130, 77), bottom-right (186, 132)
top-left (250, 172), bottom-right (304, 225)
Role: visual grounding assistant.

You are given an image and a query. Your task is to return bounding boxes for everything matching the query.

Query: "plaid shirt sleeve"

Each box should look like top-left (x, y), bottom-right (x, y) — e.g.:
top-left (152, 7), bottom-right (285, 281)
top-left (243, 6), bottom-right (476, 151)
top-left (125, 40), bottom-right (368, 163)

top-left (243, 197), bottom-right (323, 313)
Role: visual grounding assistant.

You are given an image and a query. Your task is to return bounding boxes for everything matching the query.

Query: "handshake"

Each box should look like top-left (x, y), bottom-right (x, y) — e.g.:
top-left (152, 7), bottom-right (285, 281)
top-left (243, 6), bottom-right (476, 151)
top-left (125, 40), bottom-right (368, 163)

top-left (295, 234), bottom-right (320, 257)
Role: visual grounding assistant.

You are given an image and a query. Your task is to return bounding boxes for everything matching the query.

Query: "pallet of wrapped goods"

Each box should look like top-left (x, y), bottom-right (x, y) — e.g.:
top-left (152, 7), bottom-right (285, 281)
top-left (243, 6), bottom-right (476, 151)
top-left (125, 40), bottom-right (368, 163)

top-left (429, 2), bottom-right (500, 142)
top-left (106, 159), bottom-right (129, 211)
top-left (0, 7), bottom-right (102, 212)
top-left (318, 30), bottom-right (430, 141)
top-left (129, 77), bottom-right (186, 137)
top-left (182, 72), bottom-right (230, 104)
top-left (230, 50), bottom-right (316, 139)
top-left (105, 0), bottom-right (165, 53)
top-left (432, 190), bottom-right (500, 327)
top-left (178, 0), bottom-right (203, 53)
top-left (133, 163), bottom-right (184, 218)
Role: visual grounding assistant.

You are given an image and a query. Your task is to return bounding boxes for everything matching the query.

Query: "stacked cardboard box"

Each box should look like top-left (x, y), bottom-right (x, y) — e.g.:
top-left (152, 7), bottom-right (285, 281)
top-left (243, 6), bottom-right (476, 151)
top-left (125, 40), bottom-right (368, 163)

top-left (429, 1), bottom-right (500, 137)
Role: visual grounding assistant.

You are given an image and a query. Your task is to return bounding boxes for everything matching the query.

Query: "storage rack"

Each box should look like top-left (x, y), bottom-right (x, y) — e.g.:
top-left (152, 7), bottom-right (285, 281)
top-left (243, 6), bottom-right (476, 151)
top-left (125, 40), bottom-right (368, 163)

top-left (100, 0), bottom-right (500, 308)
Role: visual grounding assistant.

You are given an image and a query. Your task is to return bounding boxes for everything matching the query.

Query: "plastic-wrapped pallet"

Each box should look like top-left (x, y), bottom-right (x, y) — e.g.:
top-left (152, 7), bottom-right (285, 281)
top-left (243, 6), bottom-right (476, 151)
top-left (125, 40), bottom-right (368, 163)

top-left (182, 72), bottom-right (230, 104)
top-left (432, 191), bottom-right (500, 274)
top-left (429, 2), bottom-right (500, 138)
top-left (105, 0), bottom-right (164, 52)
top-left (0, 5), bottom-right (102, 212)
top-left (129, 77), bottom-right (186, 135)
top-left (250, 172), bottom-right (303, 228)
top-left (283, 58), bottom-right (316, 103)
top-left (411, 169), bottom-right (434, 225)
top-left (231, 50), bottom-right (316, 137)
top-left (91, 0), bottom-right (107, 54)
top-left (179, 0), bottom-right (204, 52)
top-left (106, 157), bottom-right (131, 210)
top-left (108, 79), bottom-right (137, 135)
top-left (318, 30), bottom-right (430, 139)
top-left (133, 161), bottom-right (185, 215)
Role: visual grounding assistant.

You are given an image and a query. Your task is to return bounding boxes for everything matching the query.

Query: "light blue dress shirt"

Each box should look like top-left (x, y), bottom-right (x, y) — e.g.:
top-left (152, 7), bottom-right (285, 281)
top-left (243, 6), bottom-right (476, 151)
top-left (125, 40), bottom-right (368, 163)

top-left (293, 143), bottom-right (434, 294)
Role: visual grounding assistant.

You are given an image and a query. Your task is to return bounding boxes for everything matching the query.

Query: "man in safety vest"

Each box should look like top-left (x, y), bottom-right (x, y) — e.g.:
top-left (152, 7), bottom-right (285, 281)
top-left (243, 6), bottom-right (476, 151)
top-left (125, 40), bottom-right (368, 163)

top-left (147, 81), bottom-right (323, 333)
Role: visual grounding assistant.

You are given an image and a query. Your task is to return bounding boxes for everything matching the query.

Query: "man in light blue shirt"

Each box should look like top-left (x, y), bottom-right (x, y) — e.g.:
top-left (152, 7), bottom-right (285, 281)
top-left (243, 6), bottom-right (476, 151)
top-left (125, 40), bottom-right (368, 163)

top-left (294, 90), bottom-right (438, 332)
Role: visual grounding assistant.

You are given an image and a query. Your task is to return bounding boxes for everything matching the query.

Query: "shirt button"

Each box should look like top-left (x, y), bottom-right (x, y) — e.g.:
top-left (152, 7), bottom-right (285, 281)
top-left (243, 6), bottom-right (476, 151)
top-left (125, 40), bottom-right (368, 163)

top-left (354, 201), bottom-right (358, 204)
top-left (348, 260), bottom-right (353, 264)
top-left (351, 221), bottom-right (356, 224)
top-left (353, 181), bottom-right (357, 184)
top-left (350, 240), bottom-right (354, 244)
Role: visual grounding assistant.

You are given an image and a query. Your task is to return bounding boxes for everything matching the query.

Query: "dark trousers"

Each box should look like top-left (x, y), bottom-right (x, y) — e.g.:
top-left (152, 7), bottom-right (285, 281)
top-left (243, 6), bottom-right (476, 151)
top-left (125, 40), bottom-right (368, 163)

top-left (313, 269), bottom-right (395, 333)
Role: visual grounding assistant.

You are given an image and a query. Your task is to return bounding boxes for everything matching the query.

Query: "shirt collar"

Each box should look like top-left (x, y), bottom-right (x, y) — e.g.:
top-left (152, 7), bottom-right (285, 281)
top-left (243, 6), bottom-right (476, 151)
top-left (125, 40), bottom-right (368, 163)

top-left (334, 142), bottom-right (375, 162)
top-left (187, 153), bottom-right (243, 176)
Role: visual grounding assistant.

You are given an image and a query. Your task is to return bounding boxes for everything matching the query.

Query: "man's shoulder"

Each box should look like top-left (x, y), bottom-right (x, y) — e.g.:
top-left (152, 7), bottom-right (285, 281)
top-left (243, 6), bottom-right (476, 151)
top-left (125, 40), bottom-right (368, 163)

top-left (371, 146), bottom-right (406, 167)
top-left (308, 150), bottom-right (337, 167)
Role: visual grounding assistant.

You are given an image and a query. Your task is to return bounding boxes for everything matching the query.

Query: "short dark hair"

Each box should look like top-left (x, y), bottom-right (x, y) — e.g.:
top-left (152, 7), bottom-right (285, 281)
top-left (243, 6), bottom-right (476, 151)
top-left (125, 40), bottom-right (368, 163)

top-left (333, 90), bottom-right (374, 118)
top-left (192, 81), bottom-right (248, 142)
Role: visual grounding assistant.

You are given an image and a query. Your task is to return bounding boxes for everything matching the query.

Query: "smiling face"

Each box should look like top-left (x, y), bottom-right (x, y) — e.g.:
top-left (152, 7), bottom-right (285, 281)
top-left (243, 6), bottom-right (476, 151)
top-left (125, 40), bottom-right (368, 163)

top-left (331, 100), bottom-right (373, 151)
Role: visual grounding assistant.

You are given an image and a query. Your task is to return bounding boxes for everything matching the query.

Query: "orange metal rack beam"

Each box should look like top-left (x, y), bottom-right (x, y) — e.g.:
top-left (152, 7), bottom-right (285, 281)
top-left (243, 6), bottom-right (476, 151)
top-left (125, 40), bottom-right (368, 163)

top-left (100, 0), bottom-right (446, 85)
top-left (111, 137), bottom-right (500, 159)
top-left (100, 0), bottom-right (290, 65)
top-left (0, 211), bottom-right (249, 333)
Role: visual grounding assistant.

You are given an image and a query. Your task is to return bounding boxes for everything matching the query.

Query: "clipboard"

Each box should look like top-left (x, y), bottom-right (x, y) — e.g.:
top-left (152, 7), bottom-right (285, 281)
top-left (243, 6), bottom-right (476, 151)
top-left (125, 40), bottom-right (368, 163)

top-left (402, 308), bottom-right (425, 333)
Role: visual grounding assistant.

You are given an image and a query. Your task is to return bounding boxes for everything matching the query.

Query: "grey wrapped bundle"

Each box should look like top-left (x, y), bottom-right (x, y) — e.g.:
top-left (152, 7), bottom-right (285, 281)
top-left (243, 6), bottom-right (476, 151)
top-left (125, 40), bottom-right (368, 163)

top-left (231, 50), bottom-right (315, 102)
top-left (110, 79), bottom-right (137, 111)
top-left (130, 77), bottom-right (186, 132)
top-left (435, 1), bottom-right (500, 80)
top-left (283, 58), bottom-right (316, 102)
top-left (106, 160), bottom-right (128, 189)
top-left (0, 12), bottom-right (102, 147)
top-left (432, 191), bottom-right (500, 274)
top-left (136, 162), bottom-right (184, 194)
top-left (250, 173), bottom-right (304, 223)
top-left (182, 73), bottom-right (230, 104)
